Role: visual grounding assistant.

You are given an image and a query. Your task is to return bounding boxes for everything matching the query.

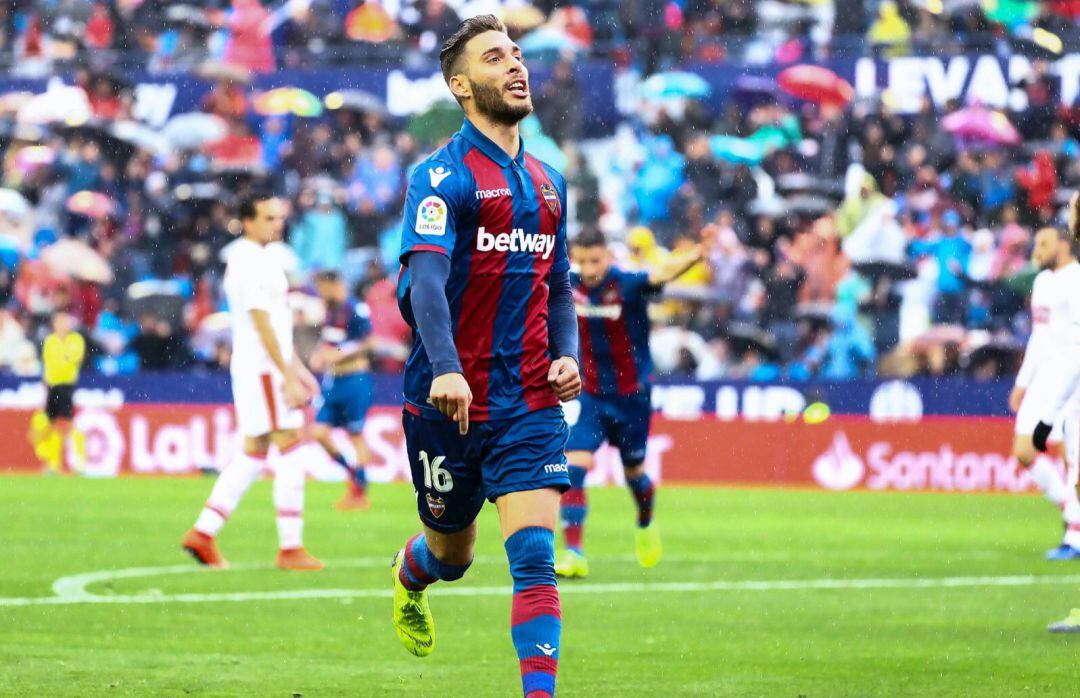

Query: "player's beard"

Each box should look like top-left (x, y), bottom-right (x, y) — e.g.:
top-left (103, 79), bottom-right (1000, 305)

top-left (471, 79), bottom-right (532, 126)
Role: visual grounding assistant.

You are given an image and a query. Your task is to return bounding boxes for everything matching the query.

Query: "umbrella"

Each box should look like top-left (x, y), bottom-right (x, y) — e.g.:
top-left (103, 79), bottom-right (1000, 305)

top-left (254, 87), bottom-right (323, 118)
top-left (407, 100), bottom-right (464, 145)
top-left (3, 124), bottom-right (48, 143)
top-left (17, 86), bottom-right (92, 125)
top-left (345, 3), bottom-right (396, 42)
top-left (13, 145), bottom-right (55, 174)
top-left (726, 323), bottom-right (780, 361)
top-left (66, 191), bottom-right (114, 220)
top-left (0, 189), bottom-right (30, 218)
top-left (41, 238), bottom-right (113, 284)
top-left (941, 106), bottom-right (1020, 147)
top-left (518, 28), bottom-right (585, 56)
top-left (162, 113), bottom-right (228, 150)
top-left (126, 279), bottom-right (187, 322)
top-left (795, 303), bottom-right (834, 328)
top-left (710, 135), bottom-right (765, 165)
top-left (853, 260), bottom-right (918, 281)
top-left (640, 71), bottom-right (711, 101)
top-left (173, 182), bottom-right (227, 203)
top-left (777, 65), bottom-right (854, 107)
top-left (1010, 27), bottom-right (1063, 60)
top-left (982, 0), bottom-right (1037, 29)
top-left (964, 339), bottom-right (1023, 370)
top-left (733, 75), bottom-right (779, 107)
top-left (110, 120), bottom-right (169, 156)
top-left (165, 4), bottom-right (213, 27)
top-left (323, 90), bottom-right (388, 117)
top-left (776, 173), bottom-right (844, 199)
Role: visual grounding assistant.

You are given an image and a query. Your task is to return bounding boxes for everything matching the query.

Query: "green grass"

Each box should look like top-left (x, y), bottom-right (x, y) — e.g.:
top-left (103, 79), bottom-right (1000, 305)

top-left (0, 476), bottom-right (1078, 697)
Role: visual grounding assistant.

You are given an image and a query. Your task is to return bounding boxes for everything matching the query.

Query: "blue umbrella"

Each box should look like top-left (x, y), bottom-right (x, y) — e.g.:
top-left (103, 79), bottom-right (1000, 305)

top-left (518, 28), bottom-right (584, 56)
top-left (710, 135), bottom-right (765, 166)
top-left (640, 71), bottom-right (711, 101)
top-left (733, 75), bottom-right (779, 107)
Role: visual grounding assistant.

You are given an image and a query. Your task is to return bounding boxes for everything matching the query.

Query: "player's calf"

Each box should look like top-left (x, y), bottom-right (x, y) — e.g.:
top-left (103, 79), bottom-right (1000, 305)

top-left (391, 530), bottom-right (472, 658)
top-left (506, 527), bottom-right (561, 698)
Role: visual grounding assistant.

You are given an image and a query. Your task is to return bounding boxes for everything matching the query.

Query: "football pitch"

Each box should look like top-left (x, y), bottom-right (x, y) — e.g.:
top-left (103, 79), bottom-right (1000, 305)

top-left (1, 476), bottom-right (1078, 696)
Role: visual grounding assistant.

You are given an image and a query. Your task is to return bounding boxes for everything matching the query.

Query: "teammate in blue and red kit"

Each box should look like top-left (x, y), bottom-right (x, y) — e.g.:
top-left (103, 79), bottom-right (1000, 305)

top-left (389, 16), bottom-right (581, 698)
top-left (309, 270), bottom-right (375, 511)
top-left (556, 227), bottom-right (707, 579)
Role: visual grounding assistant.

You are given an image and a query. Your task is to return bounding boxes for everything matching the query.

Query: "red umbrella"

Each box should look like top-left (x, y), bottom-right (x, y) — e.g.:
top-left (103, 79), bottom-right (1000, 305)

top-left (777, 65), bottom-right (854, 107)
top-left (941, 106), bottom-right (1021, 146)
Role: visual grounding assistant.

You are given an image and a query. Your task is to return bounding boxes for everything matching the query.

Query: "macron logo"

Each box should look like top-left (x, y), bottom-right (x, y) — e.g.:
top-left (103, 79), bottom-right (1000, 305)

top-left (476, 188), bottom-right (511, 200)
top-left (429, 166), bottom-right (451, 188)
top-left (477, 227), bottom-right (555, 259)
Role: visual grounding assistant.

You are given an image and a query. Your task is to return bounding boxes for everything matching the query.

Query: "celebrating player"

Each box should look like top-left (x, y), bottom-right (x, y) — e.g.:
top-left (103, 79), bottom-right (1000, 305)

top-left (555, 227), bottom-right (706, 578)
top-left (1034, 192), bottom-right (1080, 632)
top-left (181, 193), bottom-right (324, 571)
top-left (35, 310), bottom-right (87, 474)
top-left (309, 269), bottom-right (375, 511)
top-left (389, 16), bottom-right (580, 698)
top-left (1009, 226), bottom-right (1080, 560)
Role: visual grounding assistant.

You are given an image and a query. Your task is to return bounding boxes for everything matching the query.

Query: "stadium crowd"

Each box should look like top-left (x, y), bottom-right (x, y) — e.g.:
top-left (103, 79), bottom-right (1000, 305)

top-left (0, 1), bottom-right (1079, 382)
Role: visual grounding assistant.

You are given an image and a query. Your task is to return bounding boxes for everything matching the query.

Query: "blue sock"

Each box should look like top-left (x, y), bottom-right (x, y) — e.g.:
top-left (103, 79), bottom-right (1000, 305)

top-left (626, 472), bottom-right (655, 528)
top-left (506, 527), bottom-right (561, 698)
top-left (398, 533), bottom-right (470, 591)
top-left (560, 466), bottom-right (587, 555)
top-left (351, 465), bottom-right (367, 492)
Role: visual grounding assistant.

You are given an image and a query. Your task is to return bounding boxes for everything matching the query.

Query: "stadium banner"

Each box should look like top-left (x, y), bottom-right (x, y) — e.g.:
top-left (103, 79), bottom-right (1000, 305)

top-left (0, 400), bottom-right (1055, 495)
top-left (6, 52), bottom-right (1078, 137)
top-left (0, 374), bottom-right (1013, 416)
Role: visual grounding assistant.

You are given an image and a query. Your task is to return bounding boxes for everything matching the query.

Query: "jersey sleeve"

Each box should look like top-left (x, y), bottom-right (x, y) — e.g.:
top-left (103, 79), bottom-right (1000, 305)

top-left (399, 159), bottom-right (463, 263)
top-left (550, 172), bottom-right (570, 275)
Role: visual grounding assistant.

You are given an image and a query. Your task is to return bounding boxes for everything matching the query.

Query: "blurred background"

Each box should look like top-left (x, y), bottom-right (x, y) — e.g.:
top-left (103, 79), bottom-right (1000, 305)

top-left (0, 0), bottom-right (1076, 483)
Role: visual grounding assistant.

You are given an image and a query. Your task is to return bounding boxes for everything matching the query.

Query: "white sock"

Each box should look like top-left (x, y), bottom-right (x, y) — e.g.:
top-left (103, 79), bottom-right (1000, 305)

top-left (1063, 491), bottom-right (1080, 548)
top-left (1029, 459), bottom-right (1068, 506)
top-left (274, 443), bottom-right (308, 550)
top-left (194, 451), bottom-right (265, 537)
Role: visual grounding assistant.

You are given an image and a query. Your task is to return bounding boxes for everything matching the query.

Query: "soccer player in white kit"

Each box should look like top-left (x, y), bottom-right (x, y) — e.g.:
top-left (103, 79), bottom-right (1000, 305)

top-left (181, 193), bottom-right (324, 571)
top-left (1010, 226), bottom-right (1080, 560)
top-left (1033, 194), bottom-right (1080, 632)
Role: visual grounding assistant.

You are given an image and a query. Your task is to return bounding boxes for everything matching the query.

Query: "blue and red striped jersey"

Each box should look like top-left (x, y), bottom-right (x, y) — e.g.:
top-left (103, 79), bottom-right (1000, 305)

top-left (397, 119), bottom-right (570, 421)
top-left (571, 267), bottom-right (658, 397)
top-left (320, 297), bottom-right (371, 353)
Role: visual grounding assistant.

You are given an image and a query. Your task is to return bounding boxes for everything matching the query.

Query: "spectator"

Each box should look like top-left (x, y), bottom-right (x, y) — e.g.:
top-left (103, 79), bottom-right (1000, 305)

top-left (290, 189), bottom-right (349, 272)
top-left (909, 210), bottom-right (972, 325)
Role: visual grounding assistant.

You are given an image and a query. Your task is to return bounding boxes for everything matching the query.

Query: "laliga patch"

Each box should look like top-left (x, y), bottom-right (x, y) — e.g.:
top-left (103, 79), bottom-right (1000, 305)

top-left (416, 196), bottom-right (447, 236)
top-left (540, 182), bottom-right (559, 214)
top-left (426, 493), bottom-right (446, 518)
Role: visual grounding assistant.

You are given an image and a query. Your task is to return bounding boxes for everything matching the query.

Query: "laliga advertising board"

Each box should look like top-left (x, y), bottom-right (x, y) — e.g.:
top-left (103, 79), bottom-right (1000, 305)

top-left (0, 380), bottom-right (1056, 494)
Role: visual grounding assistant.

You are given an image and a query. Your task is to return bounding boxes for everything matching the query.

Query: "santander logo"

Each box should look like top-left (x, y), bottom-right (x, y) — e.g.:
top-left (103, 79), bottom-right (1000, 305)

top-left (812, 432), bottom-right (866, 491)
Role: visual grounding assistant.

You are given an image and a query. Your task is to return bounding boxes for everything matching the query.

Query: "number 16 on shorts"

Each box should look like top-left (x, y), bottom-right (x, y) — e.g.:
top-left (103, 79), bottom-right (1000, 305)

top-left (420, 450), bottom-right (453, 492)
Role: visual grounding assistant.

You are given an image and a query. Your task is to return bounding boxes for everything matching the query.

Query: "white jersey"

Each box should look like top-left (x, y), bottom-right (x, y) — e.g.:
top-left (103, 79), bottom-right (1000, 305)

top-left (1016, 269), bottom-right (1059, 388)
top-left (1039, 261), bottom-right (1080, 423)
top-left (223, 237), bottom-right (293, 376)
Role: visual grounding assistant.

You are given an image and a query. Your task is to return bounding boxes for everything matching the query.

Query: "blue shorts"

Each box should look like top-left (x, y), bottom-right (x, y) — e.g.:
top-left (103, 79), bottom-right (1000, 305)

top-left (566, 391), bottom-right (651, 465)
top-left (403, 406), bottom-right (570, 533)
top-left (315, 372), bottom-right (374, 433)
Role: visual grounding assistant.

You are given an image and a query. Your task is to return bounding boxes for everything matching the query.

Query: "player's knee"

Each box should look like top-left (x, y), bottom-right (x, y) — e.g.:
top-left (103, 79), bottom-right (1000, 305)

top-left (425, 524), bottom-right (476, 568)
top-left (623, 460), bottom-right (646, 478)
top-left (1013, 441), bottom-right (1036, 467)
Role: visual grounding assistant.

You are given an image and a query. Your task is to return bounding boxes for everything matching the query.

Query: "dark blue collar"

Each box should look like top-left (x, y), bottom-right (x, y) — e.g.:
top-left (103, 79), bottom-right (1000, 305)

top-left (460, 118), bottom-right (526, 168)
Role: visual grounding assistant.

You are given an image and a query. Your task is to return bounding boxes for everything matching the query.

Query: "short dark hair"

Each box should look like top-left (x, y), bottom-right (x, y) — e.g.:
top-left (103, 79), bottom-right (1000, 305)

top-left (572, 226), bottom-right (607, 250)
top-left (237, 191), bottom-right (276, 221)
top-left (314, 269), bottom-right (342, 284)
top-left (439, 15), bottom-right (508, 87)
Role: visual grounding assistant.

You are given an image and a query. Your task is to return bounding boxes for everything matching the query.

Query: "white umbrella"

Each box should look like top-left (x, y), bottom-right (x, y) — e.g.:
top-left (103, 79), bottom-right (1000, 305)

top-left (110, 120), bottom-right (170, 156)
top-left (162, 113), bottom-right (228, 150)
top-left (17, 86), bottom-right (92, 125)
top-left (42, 238), bottom-right (114, 284)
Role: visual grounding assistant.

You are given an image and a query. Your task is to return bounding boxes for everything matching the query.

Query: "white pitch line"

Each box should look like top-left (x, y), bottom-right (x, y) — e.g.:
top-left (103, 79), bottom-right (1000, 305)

top-left (2, 573), bottom-right (1078, 608)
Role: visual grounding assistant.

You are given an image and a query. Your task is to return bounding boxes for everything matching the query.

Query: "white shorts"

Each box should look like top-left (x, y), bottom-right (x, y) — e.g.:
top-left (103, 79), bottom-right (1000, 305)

top-left (1014, 382), bottom-right (1076, 440)
top-left (231, 368), bottom-right (305, 438)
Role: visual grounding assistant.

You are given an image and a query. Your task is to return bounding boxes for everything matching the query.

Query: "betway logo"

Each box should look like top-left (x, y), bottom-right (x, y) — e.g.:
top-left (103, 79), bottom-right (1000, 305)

top-left (575, 302), bottom-right (622, 320)
top-left (477, 227), bottom-right (555, 259)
